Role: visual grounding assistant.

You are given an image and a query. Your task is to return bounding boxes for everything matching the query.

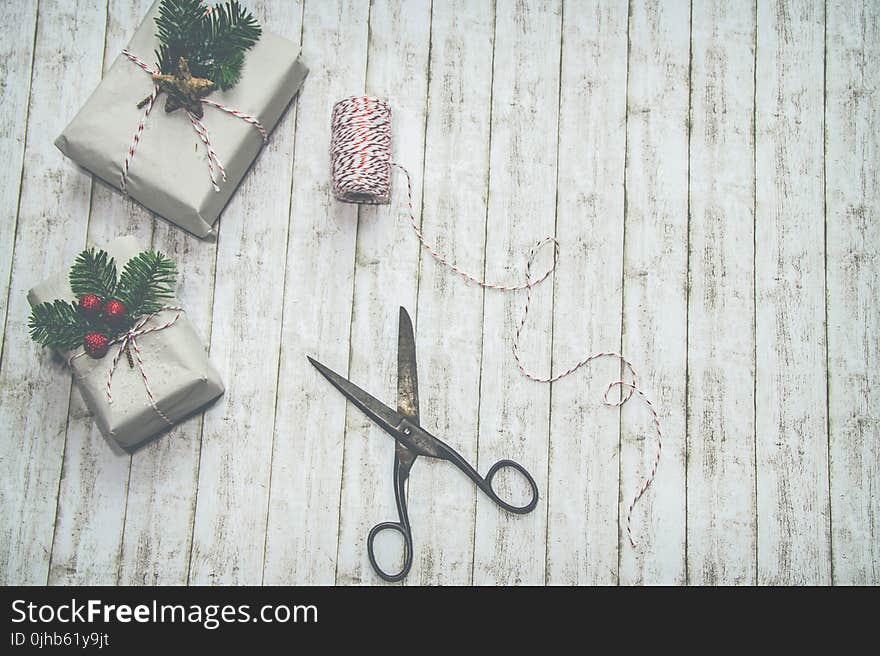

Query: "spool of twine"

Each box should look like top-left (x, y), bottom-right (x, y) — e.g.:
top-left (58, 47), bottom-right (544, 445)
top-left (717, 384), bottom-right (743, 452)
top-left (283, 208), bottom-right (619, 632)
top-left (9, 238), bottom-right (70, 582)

top-left (330, 96), bottom-right (393, 204)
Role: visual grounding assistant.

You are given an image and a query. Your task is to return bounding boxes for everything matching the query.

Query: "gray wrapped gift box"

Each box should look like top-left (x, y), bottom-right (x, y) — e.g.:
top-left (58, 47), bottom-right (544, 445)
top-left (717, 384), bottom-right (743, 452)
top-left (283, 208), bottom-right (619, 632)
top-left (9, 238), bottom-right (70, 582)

top-left (55, 0), bottom-right (308, 237)
top-left (28, 236), bottom-right (224, 449)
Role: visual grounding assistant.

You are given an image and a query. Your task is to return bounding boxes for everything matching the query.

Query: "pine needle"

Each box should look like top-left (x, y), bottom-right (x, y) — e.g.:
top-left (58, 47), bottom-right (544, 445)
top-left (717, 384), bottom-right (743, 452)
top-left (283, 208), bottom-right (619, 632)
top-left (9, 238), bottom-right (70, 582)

top-left (29, 300), bottom-right (89, 351)
top-left (116, 251), bottom-right (177, 317)
top-left (69, 248), bottom-right (118, 300)
top-left (154, 0), bottom-right (261, 91)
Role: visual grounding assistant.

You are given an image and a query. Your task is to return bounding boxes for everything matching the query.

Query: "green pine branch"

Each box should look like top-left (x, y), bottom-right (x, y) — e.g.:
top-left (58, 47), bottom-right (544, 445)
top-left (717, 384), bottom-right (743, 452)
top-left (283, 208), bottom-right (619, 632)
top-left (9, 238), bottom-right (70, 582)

top-left (116, 251), bottom-right (177, 318)
top-left (154, 0), bottom-right (261, 90)
top-left (30, 248), bottom-right (179, 354)
top-left (29, 300), bottom-right (89, 351)
top-left (69, 248), bottom-right (118, 300)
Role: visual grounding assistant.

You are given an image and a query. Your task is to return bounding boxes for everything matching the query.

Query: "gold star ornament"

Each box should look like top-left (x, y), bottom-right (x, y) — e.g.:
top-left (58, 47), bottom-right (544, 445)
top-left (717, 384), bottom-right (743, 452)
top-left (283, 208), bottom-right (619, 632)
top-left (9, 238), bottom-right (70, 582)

top-left (152, 57), bottom-right (215, 118)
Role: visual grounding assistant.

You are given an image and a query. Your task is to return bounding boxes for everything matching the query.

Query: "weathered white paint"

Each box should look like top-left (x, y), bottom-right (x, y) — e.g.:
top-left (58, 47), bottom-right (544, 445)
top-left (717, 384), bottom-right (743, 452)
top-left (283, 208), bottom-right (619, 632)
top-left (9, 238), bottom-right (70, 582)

top-left (118, 222), bottom-right (217, 585)
top-left (261, 0), bottom-right (368, 585)
top-left (1, 0), bottom-right (878, 587)
top-left (0, 0), bottom-right (38, 364)
top-left (0, 0), bottom-right (107, 585)
top-left (545, 0), bottom-right (628, 586)
top-left (686, 0), bottom-right (757, 585)
top-left (472, 0), bottom-right (562, 586)
top-left (188, 0), bottom-right (303, 585)
top-left (406, 0), bottom-right (495, 586)
top-left (334, 0), bottom-right (431, 585)
top-left (46, 0), bottom-right (158, 586)
top-left (755, 0), bottom-right (831, 585)
top-left (619, 0), bottom-right (690, 585)
top-left (825, 0), bottom-right (879, 585)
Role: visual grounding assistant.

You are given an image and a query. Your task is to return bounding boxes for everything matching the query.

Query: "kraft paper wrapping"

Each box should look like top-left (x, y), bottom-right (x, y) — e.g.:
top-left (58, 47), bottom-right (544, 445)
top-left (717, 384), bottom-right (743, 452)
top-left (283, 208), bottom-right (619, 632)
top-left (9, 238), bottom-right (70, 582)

top-left (28, 236), bottom-right (224, 449)
top-left (55, 0), bottom-right (308, 238)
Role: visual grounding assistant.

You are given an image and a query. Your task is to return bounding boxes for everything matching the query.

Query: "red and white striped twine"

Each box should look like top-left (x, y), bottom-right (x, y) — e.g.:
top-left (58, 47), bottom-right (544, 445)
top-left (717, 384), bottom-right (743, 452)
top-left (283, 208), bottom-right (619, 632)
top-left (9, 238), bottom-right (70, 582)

top-left (330, 96), bottom-right (393, 204)
top-left (119, 49), bottom-right (268, 194)
top-left (329, 95), bottom-right (664, 548)
top-left (70, 306), bottom-right (184, 427)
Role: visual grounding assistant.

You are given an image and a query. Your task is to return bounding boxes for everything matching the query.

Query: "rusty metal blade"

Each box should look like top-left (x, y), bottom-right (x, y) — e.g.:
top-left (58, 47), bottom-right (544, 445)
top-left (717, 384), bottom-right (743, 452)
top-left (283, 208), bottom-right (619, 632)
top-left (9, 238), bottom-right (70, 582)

top-left (397, 307), bottom-right (420, 424)
top-left (307, 356), bottom-right (404, 438)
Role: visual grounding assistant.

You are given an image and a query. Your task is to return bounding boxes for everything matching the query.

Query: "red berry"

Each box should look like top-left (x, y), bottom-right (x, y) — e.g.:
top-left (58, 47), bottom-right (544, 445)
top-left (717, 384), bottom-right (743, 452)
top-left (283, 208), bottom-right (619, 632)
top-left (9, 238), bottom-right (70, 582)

top-left (103, 299), bottom-right (127, 323)
top-left (79, 294), bottom-right (102, 318)
top-left (83, 332), bottom-right (109, 359)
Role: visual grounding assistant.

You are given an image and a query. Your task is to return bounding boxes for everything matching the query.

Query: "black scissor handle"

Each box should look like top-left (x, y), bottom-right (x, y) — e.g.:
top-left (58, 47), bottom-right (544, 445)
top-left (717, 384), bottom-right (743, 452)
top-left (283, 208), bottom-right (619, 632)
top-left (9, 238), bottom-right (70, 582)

top-left (367, 450), bottom-right (415, 583)
top-left (436, 441), bottom-right (539, 515)
top-left (483, 459), bottom-right (539, 514)
top-left (367, 520), bottom-right (413, 583)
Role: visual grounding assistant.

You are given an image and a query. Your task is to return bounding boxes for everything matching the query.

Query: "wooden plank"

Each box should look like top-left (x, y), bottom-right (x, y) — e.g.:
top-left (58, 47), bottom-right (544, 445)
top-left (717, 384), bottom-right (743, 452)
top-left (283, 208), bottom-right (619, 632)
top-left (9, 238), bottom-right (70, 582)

top-left (333, 0), bottom-right (431, 585)
top-left (685, 0), bottom-right (757, 585)
top-left (0, 0), bottom-right (38, 364)
top-left (260, 0), bottom-right (369, 585)
top-left (825, 0), bottom-right (879, 585)
top-left (619, 0), bottom-right (690, 585)
top-left (47, 0), bottom-right (157, 586)
top-left (0, 0), bottom-right (108, 584)
top-left (118, 222), bottom-right (217, 585)
top-left (755, 0), bottom-right (830, 584)
top-left (186, 0), bottom-right (303, 585)
top-left (472, 0), bottom-right (562, 586)
top-left (109, 1), bottom-right (217, 586)
top-left (545, 0), bottom-right (628, 586)
top-left (48, 0), bottom-right (222, 586)
top-left (405, 0), bottom-right (494, 586)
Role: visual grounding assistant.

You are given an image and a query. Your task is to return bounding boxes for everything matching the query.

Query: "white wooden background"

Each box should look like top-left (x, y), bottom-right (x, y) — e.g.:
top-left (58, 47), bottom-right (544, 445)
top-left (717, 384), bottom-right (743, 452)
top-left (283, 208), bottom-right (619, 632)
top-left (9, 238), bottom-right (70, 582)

top-left (0, 0), bottom-right (876, 586)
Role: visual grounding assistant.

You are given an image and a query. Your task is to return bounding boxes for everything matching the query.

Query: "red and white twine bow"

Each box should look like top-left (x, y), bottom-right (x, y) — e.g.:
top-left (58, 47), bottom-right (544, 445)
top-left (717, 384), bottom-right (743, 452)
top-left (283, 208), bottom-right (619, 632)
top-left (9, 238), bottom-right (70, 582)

top-left (330, 96), bottom-right (664, 548)
top-left (120, 49), bottom-right (268, 193)
top-left (70, 307), bottom-right (184, 427)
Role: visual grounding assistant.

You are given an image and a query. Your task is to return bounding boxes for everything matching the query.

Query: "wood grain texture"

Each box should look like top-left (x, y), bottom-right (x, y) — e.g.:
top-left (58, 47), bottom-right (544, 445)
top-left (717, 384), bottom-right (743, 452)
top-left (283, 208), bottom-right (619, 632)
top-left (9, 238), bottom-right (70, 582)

top-left (406, 0), bottom-right (494, 586)
top-left (755, 0), bottom-right (831, 584)
top-left (1, 0), bottom-right (878, 587)
top-left (187, 0), bottom-right (303, 585)
top-left (46, 0), bottom-right (157, 586)
top-left (619, 0), bottom-right (690, 585)
top-left (685, 0), bottom-right (757, 585)
top-left (472, 0), bottom-right (562, 586)
top-left (545, 0), bottom-right (628, 586)
top-left (825, 0), bottom-right (879, 585)
top-left (261, 0), bottom-right (368, 585)
top-left (48, 0), bottom-right (221, 588)
top-left (0, 0), bottom-right (37, 365)
top-left (118, 222), bottom-right (216, 584)
top-left (0, 0), bottom-right (108, 585)
top-left (334, 0), bottom-right (431, 585)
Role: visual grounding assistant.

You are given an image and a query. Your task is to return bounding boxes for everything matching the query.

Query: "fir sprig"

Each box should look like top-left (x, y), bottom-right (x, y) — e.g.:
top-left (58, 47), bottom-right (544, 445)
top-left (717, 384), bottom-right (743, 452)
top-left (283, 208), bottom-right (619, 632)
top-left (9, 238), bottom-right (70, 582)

top-left (69, 248), bottom-right (118, 300)
top-left (29, 300), bottom-right (90, 351)
top-left (28, 248), bottom-right (178, 355)
top-left (116, 251), bottom-right (177, 318)
top-left (154, 0), bottom-right (261, 91)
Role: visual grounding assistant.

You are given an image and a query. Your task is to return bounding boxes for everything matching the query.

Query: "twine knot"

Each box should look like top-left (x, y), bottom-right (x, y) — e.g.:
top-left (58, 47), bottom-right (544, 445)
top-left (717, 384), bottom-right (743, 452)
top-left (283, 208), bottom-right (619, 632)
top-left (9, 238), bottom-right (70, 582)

top-left (70, 306), bottom-right (185, 427)
top-left (120, 49), bottom-right (269, 194)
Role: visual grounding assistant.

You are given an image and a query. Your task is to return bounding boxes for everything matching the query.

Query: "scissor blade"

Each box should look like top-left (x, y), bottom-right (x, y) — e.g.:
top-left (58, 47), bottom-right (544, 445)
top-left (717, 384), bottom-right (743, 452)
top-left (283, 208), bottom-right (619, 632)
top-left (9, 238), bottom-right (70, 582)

top-left (397, 307), bottom-right (420, 424)
top-left (307, 356), bottom-right (406, 438)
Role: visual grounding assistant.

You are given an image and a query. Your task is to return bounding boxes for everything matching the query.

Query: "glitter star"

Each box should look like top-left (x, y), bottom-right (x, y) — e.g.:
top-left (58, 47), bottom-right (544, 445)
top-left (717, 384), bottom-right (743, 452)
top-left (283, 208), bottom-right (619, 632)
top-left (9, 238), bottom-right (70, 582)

top-left (152, 57), bottom-right (215, 118)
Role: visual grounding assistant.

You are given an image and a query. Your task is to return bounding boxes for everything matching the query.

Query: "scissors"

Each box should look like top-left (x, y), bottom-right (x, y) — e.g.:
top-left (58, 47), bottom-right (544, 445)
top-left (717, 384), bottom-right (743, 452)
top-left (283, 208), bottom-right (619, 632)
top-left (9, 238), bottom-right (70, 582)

top-left (307, 306), bottom-right (539, 582)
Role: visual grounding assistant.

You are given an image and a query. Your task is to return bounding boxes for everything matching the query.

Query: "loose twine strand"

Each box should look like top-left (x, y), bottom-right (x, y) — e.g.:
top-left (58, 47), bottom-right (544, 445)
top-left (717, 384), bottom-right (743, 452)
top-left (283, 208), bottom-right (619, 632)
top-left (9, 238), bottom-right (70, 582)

top-left (70, 306), bottom-right (184, 427)
top-left (330, 96), bottom-right (663, 547)
top-left (120, 49), bottom-right (268, 194)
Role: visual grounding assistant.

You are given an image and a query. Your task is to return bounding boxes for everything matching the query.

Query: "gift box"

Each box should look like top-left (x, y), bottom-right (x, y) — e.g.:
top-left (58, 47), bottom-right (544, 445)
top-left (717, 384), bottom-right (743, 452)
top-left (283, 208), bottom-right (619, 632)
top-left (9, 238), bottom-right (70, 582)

top-left (28, 236), bottom-right (224, 449)
top-left (55, 0), bottom-right (308, 238)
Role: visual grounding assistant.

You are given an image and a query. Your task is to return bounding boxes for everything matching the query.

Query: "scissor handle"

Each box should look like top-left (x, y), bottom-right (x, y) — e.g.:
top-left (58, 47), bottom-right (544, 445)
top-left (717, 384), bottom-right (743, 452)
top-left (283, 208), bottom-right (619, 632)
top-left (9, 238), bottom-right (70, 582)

top-left (367, 452), bottom-right (414, 582)
top-left (481, 459), bottom-right (539, 514)
top-left (437, 442), bottom-right (539, 514)
top-left (367, 520), bottom-right (413, 583)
